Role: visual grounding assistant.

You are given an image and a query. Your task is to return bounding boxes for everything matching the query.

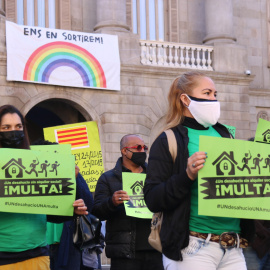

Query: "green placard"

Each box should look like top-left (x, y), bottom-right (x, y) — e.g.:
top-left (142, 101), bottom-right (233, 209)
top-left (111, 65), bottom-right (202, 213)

top-left (199, 136), bottom-right (270, 220)
top-left (223, 124), bottom-right (236, 138)
top-left (254, 118), bottom-right (270, 143)
top-left (122, 172), bottom-right (152, 219)
top-left (31, 144), bottom-right (72, 154)
top-left (0, 148), bottom-right (75, 216)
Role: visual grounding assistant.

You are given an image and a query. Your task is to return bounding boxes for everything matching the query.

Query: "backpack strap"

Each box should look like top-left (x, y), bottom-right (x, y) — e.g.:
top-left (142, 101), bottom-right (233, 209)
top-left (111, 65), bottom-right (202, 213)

top-left (164, 129), bottom-right (177, 163)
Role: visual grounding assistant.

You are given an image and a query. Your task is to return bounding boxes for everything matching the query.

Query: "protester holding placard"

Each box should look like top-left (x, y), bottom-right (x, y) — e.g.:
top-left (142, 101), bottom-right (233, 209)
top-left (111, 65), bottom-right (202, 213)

top-left (0, 105), bottom-right (88, 270)
top-left (92, 134), bottom-right (163, 270)
top-left (143, 72), bottom-right (254, 270)
top-left (31, 140), bottom-right (97, 270)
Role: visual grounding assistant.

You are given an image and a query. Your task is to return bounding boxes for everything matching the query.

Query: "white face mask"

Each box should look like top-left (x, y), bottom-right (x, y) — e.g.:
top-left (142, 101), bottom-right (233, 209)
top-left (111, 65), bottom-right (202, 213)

top-left (184, 95), bottom-right (220, 128)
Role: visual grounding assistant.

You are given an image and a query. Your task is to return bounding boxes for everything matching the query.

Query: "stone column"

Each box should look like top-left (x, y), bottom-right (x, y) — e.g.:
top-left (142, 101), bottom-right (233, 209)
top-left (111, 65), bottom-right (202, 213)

top-left (0, 0), bottom-right (5, 55)
top-left (0, 0), bottom-right (5, 16)
top-left (203, 0), bottom-right (236, 44)
top-left (94, 0), bottom-right (130, 32)
top-left (93, 0), bottom-right (140, 65)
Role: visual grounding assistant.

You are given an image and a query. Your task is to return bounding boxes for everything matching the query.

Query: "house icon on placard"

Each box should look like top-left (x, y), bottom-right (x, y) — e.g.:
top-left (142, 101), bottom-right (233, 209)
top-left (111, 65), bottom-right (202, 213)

top-left (262, 129), bottom-right (270, 143)
top-left (2, 158), bottom-right (26, 178)
top-left (130, 181), bottom-right (144, 195)
top-left (212, 151), bottom-right (238, 176)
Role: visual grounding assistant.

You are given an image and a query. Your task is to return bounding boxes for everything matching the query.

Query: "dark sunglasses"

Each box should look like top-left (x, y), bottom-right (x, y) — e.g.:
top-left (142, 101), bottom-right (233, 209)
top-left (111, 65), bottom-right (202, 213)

top-left (125, 145), bottom-right (148, 152)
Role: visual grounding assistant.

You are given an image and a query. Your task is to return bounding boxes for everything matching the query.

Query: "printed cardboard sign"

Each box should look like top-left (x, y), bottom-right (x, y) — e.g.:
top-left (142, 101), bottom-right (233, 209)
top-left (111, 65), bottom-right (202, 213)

top-left (254, 118), bottom-right (270, 143)
top-left (0, 148), bottom-right (75, 216)
top-left (122, 172), bottom-right (152, 219)
top-left (31, 144), bottom-right (72, 154)
top-left (44, 121), bottom-right (104, 192)
top-left (199, 136), bottom-right (270, 220)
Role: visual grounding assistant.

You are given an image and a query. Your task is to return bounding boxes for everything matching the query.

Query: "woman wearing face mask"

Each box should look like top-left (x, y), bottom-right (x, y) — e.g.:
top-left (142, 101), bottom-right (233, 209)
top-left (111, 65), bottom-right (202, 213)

top-left (0, 105), bottom-right (88, 270)
top-left (143, 72), bottom-right (254, 270)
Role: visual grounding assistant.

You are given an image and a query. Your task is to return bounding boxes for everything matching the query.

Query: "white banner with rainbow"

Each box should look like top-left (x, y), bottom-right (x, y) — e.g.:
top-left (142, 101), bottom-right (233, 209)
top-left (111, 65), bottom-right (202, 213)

top-left (6, 21), bottom-right (120, 91)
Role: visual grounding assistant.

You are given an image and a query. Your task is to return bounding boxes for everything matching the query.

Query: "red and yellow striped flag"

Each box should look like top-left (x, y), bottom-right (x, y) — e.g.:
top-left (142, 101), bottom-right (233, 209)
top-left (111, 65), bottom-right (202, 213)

top-left (55, 125), bottom-right (89, 149)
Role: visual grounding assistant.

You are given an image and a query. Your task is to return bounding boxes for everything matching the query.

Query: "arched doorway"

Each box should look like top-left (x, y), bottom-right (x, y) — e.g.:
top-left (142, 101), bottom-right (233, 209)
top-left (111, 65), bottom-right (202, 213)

top-left (25, 99), bottom-right (90, 143)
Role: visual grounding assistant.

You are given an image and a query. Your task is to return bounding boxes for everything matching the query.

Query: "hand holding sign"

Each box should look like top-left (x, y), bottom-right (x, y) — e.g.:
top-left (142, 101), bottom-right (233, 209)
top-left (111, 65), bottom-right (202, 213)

top-left (73, 198), bottom-right (88, 215)
top-left (112, 190), bottom-right (130, 206)
top-left (187, 151), bottom-right (207, 180)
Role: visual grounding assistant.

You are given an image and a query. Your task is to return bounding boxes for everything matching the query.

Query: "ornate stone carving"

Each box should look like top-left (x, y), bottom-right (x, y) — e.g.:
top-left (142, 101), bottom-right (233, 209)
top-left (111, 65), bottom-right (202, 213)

top-left (257, 111), bottom-right (269, 122)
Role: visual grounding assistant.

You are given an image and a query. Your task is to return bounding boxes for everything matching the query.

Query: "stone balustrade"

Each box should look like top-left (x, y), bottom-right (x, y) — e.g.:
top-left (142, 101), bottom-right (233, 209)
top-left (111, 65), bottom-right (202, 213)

top-left (140, 40), bottom-right (214, 70)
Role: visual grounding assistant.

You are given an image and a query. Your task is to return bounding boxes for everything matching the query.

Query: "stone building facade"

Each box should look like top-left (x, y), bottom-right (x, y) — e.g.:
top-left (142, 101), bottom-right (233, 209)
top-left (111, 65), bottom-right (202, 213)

top-left (0, 0), bottom-right (268, 172)
top-left (0, 0), bottom-right (268, 268)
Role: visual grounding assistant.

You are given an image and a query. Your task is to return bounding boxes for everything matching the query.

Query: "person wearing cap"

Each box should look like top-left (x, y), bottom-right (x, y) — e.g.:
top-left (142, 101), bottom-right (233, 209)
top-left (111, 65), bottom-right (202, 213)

top-left (92, 134), bottom-right (163, 270)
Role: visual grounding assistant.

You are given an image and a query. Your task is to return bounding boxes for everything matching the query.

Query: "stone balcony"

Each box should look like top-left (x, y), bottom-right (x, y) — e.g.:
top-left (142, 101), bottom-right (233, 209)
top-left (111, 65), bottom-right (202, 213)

top-left (140, 40), bottom-right (214, 71)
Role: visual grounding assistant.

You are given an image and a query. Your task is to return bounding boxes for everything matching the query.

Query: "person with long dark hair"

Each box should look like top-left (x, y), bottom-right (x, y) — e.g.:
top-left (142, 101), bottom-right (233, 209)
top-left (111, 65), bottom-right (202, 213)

top-left (0, 105), bottom-right (88, 270)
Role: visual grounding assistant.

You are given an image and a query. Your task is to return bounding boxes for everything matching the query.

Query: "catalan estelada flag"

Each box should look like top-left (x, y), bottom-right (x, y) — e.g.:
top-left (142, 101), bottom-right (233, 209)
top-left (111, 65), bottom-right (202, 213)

top-left (55, 125), bottom-right (89, 150)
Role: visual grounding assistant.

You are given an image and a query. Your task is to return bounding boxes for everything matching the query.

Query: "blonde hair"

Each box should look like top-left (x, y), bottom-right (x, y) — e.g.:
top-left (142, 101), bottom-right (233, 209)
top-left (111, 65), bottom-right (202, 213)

top-left (164, 71), bottom-right (208, 131)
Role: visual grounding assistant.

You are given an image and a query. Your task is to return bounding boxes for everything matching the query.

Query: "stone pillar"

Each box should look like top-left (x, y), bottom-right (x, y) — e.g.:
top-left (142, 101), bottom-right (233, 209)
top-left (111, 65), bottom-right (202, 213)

top-left (94, 0), bottom-right (130, 32)
top-left (0, 0), bottom-right (5, 16)
top-left (0, 0), bottom-right (6, 55)
top-left (93, 0), bottom-right (140, 65)
top-left (203, 0), bottom-right (248, 74)
top-left (203, 0), bottom-right (236, 44)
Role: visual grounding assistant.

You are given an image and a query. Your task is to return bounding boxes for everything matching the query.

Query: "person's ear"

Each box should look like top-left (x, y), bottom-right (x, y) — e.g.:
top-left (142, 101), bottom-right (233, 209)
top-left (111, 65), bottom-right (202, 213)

top-left (121, 148), bottom-right (126, 156)
top-left (180, 94), bottom-right (190, 107)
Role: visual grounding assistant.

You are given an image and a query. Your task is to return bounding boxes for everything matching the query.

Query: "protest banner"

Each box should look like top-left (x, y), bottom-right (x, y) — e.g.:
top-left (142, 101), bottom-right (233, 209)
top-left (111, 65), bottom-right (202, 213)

top-left (122, 172), bottom-right (152, 219)
top-left (223, 124), bottom-right (236, 138)
top-left (0, 148), bottom-right (75, 216)
top-left (44, 121), bottom-right (104, 192)
top-left (6, 21), bottom-right (120, 90)
top-left (254, 118), bottom-right (270, 143)
top-left (198, 136), bottom-right (270, 220)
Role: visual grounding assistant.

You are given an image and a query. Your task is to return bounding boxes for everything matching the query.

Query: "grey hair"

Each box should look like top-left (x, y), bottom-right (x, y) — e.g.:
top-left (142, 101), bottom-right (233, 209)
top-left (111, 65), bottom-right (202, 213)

top-left (120, 134), bottom-right (142, 151)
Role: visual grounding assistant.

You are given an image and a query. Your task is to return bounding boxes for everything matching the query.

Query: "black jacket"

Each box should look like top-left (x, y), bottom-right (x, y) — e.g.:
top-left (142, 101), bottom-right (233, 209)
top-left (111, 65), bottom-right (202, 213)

top-left (252, 220), bottom-right (270, 259)
top-left (92, 158), bottom-right (154, 259)
top-left (144, 118), bottom-right (255, 261)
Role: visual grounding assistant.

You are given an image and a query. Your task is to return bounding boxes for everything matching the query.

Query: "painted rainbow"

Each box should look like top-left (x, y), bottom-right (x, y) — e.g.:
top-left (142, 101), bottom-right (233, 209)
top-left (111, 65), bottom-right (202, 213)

top-left (23, 41), bottom-right (107, 88)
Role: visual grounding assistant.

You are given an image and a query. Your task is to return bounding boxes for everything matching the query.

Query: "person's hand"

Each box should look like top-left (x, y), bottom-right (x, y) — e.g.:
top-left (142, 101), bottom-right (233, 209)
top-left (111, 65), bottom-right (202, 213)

top-left (186, 151), bottom-right (207, 180)
top-left (73, 199), bottom-right (88, 215)
top-left (112, 190), bottom-right (130, 206)
top-left (75, 165), bottom-right (80, 178)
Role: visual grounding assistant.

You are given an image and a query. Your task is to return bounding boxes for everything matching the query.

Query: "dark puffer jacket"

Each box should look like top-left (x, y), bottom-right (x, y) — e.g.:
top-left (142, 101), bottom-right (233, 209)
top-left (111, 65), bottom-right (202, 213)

top-left (92, 158), bottom-right (152, 259)
top-left (144, 117), bottom-right (255, 261)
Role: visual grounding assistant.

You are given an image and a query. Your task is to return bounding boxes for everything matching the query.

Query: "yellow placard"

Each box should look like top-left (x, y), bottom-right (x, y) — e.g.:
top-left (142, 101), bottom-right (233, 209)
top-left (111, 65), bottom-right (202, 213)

top-left (44, 121), bottom-right (104, 192)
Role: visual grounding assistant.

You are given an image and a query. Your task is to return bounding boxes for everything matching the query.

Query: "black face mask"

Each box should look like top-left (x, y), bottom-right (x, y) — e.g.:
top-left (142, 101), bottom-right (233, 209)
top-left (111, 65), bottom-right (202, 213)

top-left (0, 130), bottom-right (24, 148)
top-left (126, 149), bottom-right (147, 166)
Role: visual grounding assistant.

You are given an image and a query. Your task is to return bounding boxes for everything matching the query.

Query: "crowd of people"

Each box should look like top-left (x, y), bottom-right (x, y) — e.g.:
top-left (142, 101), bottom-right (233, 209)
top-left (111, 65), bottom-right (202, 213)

top-left (0, 71), bottom-right (270, 270)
